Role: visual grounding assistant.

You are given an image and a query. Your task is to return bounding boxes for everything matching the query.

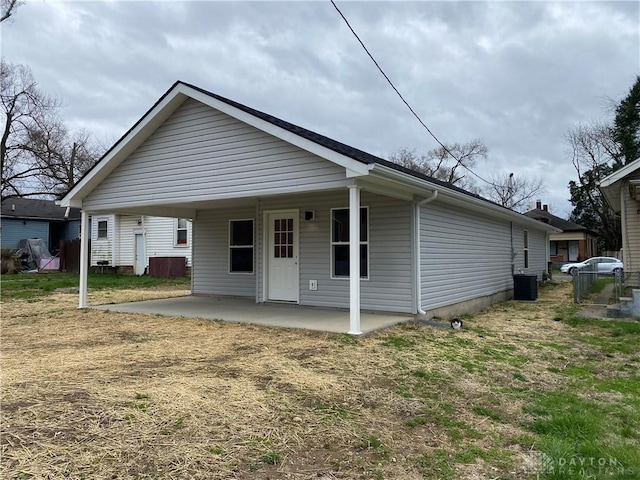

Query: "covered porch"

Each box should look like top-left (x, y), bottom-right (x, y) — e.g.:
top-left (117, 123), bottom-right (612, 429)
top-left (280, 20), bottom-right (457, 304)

top-left (93, 295), bottom-right (412, 334)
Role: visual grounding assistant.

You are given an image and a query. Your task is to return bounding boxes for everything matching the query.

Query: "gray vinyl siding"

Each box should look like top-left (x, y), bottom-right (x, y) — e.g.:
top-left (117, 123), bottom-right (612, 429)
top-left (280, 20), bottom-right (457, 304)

top-left (420, 202), bottom-right (514, 310)
top-left (514, 227), bottom-right (547, 278)
top-left (82, 99), bottom-right (350, 210)
top-left (192, 207), bottom-right (256, 297)
top-left (256, 191), bottom-right (414, 313)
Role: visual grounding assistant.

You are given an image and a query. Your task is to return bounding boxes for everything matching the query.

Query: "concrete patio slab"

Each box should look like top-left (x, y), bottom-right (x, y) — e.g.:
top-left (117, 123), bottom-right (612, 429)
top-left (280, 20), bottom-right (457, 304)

top-left (93, 295), bottom-right (412, 334)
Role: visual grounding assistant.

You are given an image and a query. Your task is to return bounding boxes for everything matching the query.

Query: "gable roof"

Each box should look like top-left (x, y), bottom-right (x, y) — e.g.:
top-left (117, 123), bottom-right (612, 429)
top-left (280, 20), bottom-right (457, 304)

top-left (523, 208), bottom-right (593, 234)
top-left (1, 198), bottom-right (81, 221)
top-left (179, 82), bottom-right (502, 206)
top-left (60, 81), bottom-right (559, 233)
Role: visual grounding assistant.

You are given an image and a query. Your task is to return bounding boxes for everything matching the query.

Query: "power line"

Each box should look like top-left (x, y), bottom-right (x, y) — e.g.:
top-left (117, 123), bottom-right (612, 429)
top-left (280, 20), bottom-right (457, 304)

top-left (330, 0), bottom-right (494, 186)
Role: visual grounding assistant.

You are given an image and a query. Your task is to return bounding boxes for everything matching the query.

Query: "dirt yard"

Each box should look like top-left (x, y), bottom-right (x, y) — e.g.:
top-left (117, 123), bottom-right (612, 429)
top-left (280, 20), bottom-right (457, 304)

top-left (1, 282), bottom-right (638, 479)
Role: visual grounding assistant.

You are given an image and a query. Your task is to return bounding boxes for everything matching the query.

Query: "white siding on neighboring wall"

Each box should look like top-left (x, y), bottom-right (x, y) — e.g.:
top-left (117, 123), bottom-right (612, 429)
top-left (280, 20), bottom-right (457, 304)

top-left (82, 99), bottom-right (350, 210)
top-left (192, 207), bottom-right (256, 297)
top-left (144, 216), bottom-right (193, 266)
top-left (91, 214), bottom-right (193, 268)
top-left (421, 202), bottom-right (512, 310)
top-left (115, 215), bottom-right (138, 266)
top-left (192, 191), bottom-right (415, 313)
top-left (90, 214), bottom-right (114, 266)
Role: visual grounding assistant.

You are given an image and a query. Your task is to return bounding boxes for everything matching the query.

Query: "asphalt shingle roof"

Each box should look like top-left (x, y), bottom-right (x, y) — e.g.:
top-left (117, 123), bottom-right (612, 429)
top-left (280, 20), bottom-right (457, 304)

top-left (523, 208), bottom-right (590, 233)
top-left (1, 198), bottom-right (81, 221)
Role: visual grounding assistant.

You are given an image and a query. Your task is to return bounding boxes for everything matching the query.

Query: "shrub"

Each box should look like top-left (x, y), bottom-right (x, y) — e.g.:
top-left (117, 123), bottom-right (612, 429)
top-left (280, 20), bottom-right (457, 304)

top-left (1, 249), bottom-right (20, 274)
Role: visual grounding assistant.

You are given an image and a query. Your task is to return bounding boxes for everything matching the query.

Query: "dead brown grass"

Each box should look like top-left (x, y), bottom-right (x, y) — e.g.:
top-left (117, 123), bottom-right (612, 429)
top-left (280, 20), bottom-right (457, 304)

top-left (0, 281), bottom-right (625, 479)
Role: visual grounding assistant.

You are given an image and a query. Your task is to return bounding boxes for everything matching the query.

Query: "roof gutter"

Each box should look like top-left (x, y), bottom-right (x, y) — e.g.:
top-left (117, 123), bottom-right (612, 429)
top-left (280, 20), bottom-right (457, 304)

top-left (370, 163), bottom-right (561, 233)
top-left (415, 191), bottom-right (438, 316)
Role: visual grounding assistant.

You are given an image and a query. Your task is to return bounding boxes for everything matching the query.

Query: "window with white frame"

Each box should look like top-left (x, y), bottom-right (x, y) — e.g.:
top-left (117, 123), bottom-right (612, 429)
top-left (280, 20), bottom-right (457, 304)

top-left (175, 218), bottom-right (189, 246)
top-left (229, 219), bottom-right (254, 273)
top-left (97, 220), bottom-right (108, 239)
top-left (523, 230), bottom-right (529, 269)
top-left (331, 207), bottom-right (368, 278)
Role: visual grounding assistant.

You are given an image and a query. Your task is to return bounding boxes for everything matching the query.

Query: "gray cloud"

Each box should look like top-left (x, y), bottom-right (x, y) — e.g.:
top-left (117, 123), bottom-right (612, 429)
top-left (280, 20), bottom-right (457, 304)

top-left (3, 0), bottom-right (638, 216)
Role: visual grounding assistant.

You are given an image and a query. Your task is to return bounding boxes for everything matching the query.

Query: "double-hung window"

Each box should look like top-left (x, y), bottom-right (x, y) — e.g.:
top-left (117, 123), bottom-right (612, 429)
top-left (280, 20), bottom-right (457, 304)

top-left (175, 218), bottom-right (189, 246)
top-left (523, 230), bottom-right (529, 269)
top-left (229, 219), bottom-right (254, 273)
top-left (331, 207), bottom-right (368, 278)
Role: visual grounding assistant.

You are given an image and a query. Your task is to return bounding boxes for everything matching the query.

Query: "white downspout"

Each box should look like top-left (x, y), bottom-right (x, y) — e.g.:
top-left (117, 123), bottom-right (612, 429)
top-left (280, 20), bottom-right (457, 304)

top-left (415, 190), bottom-right (438, 315)
top-left (79, 210), bottom-right (89, 308)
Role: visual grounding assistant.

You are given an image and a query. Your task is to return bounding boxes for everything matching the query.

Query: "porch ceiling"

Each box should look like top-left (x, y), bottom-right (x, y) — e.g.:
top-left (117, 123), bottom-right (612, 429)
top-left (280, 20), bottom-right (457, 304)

top-left (93, 295), bottom-right (412, 334)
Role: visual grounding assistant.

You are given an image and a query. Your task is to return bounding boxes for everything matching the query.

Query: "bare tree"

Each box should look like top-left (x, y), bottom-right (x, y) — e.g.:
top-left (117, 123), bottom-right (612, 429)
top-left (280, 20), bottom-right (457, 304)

top-left (1, 60), bottom-right (60, 200)
top-left (483, 172), bottom-right (545, 212)
top-left (1, 60), bottom-right (101, 201)
top-left (1, 0), bottom-right (21, 23)
top-left (566, 122), bottom-right (622, 250)
top-left (389, 139), bottom-right (487, 190)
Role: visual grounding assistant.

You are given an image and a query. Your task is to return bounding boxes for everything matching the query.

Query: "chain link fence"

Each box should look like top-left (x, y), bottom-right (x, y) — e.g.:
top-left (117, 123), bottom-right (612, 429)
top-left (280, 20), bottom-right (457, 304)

top-left (573, 267), bottom-right (638, 304)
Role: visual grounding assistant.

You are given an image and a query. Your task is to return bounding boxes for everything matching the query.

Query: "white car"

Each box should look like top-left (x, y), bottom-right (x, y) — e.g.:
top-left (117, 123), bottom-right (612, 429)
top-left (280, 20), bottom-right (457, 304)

top-left (560, 256), bottom-right (624, 275)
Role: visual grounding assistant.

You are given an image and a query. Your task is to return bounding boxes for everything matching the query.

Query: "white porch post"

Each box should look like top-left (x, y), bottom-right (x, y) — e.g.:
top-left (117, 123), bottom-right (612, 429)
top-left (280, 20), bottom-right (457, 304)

top-left (348, 185), bottom-right (362, 335)
top-left (79, 210), bottom-right (89, 308)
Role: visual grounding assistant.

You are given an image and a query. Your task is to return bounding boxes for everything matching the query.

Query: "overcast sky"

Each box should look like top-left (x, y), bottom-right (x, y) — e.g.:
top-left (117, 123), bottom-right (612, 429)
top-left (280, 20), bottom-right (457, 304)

top-left (3, 0), bottom-right (638, 216)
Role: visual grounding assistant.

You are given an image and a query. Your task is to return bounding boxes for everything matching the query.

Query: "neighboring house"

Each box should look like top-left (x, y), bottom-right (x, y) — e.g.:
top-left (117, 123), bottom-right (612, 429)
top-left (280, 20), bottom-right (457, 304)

top-left (61, 81), bottom-right (559, 333)
top-left (90, 214), bottom-right (192, 275)
top-left (1, 198), bottom-right (81, 253)
top-left (524, 201), bottom-right (598, 266)
top-left (599, 158), bottom-right (640, 286)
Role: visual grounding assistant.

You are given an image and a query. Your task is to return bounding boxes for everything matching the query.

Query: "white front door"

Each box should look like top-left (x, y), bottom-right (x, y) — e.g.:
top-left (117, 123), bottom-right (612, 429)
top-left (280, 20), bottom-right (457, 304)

top-left (134, 233), bottom-right (146, 275)
top-left (267, 211), bottom-right (299, 302)
top-left (568, 241), bottom-right (579, 262)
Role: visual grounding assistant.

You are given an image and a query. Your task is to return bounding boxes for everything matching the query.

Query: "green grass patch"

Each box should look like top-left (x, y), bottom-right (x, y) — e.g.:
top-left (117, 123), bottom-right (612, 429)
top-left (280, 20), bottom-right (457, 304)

top-left (472, 405), bottom-right (503, 422)
top-left (0, 272), bottom-right (190, 300)
top-left (382, 334), bottom-right (415, 349)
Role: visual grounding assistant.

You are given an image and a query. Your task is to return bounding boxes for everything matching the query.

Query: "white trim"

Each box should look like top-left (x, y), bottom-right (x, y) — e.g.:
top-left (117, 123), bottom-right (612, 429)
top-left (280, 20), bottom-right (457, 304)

top-left (228, 218), bottom-right (255, 275)
top-left (330, 206), bottom-right (369, 280)
top-left (79, 211), bottom-right (89, 308)
top-left (599, 158), bottom-right (640, 187)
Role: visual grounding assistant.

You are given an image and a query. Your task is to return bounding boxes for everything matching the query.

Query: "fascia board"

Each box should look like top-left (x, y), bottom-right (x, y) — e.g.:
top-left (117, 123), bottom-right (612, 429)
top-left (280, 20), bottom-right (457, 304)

top-left (184, 86), bottom-right (371, 177)
top-left (370, 164), bottom-right (561, 233)
top-left (599, 159), bottom-right (640, 188)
